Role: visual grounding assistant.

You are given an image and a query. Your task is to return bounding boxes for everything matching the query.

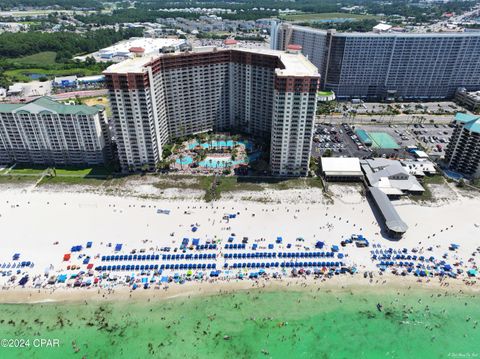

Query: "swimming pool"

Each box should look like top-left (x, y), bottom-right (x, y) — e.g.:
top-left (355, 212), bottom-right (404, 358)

top-left (175, 156), bottom-right (194, 165)
top-left (443, 169), bottom-right (464, 180)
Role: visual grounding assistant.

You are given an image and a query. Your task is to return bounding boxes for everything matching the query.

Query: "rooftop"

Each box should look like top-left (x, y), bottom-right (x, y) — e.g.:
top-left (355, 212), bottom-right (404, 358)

top-left (0, 97), bottom-right (103, 115)
top-left (129, 47), bottom-right (145, 53)
top-left (320, 157), bottom-right (362, 176)
top-left (369, 187), bottom-right (408, 234)
top-left (361, 158), bottom-right (424, 194)
top-left (98, 37), bottom-right (185, 56)
top-left (454, 112), bottom-right (480, 134)
top-left (291, 24), bottom-right (480, 37)
top-left (104, 46), bottom-right (319, 78)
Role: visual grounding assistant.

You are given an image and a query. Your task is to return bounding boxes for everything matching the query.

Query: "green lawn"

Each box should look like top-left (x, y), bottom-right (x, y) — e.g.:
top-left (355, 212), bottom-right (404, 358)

top-left (1, 165), bottom-right (113, 183)
top-left (8, 165), bottom-right (48, 175)
top-left (12, 51), bottom-right (57, 66)
top-left (279, 12), bottom-right (377, 22)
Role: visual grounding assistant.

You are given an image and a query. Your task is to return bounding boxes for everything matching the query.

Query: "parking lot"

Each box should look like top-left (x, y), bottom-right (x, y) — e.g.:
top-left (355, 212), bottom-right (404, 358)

top-left (312, 123), bottom-right (372, 158)
top-left (311, 121), bottom-right (455, 159)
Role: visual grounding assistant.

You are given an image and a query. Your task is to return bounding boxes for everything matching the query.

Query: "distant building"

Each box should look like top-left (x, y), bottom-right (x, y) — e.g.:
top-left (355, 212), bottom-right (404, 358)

top-left (361, 158), bottom-right (425, 195)
top-left (129, 47), bottom-right (145, 57)
top-left (373, 23), bottom-right (393, 33)
top-left (445, 113), bottom-right (480, 178)
top-left (53, 76), bottom-right (78, 88)
top-left (272, 23), bottom-right (480, 100)
top-left (455, 88), bottom-right (480, 112)
top-left (7, 83), bottom-right (23, 96)
top-left (320, 157), bottom-right (363, 181)
top-left (7, 81), bottom-right (51, 98)
top-left (76, 75), bottom-right (105, 88)
top-left (0, 97), bottom-right (110, 166)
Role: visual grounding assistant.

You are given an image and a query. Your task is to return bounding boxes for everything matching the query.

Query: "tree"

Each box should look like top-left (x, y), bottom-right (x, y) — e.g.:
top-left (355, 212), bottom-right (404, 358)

top-left (323, 149), bottom-right (332, 157)
top-left (179, 154), bottom-right (185, 169)
top-left (85, 56), bottom-right (96, 66)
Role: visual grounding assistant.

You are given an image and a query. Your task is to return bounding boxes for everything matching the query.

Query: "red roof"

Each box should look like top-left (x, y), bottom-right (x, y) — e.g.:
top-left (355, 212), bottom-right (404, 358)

top-left (129, 47), bottom-right (145, 53)
top-left (287, 44), bottom-right (302, 51)
top-left (224, 39), bottom-right (238, 45)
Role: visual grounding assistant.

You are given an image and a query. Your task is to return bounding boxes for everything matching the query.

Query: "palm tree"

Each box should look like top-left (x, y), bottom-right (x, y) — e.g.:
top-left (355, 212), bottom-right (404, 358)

top-left (179, 154), bottom-right (184, 170)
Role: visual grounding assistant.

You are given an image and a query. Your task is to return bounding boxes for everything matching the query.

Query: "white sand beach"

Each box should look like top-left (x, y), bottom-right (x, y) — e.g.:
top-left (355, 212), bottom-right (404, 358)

top-left (0, 182), bottom-right (478, 298)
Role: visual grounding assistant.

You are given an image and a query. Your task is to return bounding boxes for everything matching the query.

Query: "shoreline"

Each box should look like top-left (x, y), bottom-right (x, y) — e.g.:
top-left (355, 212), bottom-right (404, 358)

top-left (1, 274), bottom-right (478, 304)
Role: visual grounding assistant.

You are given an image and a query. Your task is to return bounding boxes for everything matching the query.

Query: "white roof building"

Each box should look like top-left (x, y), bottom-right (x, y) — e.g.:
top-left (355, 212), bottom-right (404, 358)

top-left (320, 157), bottom-right (363, 180)
top-left (373, 23), bottom-right (393, 32)
top-left (8, 83), bottom-right (23, 95)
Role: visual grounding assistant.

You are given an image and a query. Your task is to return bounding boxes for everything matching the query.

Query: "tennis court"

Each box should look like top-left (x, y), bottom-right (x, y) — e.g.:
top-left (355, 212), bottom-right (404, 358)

top-left (367, 132), bottom-right (400, 149)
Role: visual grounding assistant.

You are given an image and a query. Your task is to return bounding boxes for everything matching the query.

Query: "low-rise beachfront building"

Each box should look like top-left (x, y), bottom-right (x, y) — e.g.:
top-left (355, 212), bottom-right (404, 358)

top-left (361, 158), bottom-right (424, 196)
top-left (445, 113), bottom-right (480, 178)
top-left (104, 46), bottom-right (320, 176)
top-left (320, 157), bottom-right (363, 181)
top-left (0, 97), bottom-right (110, 166)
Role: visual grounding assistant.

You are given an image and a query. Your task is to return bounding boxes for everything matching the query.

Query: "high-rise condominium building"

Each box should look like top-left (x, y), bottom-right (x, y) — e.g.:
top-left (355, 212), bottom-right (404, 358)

top-left (445, 113), bottom-right (480, 178)
top-left (104, 46), bottom-right (319, 176)
top-left (273, 23), bottom-right (480, 100)
top-left (0, 97), bottom-right (110, 166)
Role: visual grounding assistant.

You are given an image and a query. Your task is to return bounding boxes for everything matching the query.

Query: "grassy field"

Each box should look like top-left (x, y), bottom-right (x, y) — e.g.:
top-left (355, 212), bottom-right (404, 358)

top-left (0, 165), bottom-right (113, 186)
top-left (12, 51), bottom-right (57, 66)
top-left (8, 165), bottom-right (48, 175)
top-left (279, 12), bottom-right (377, 22)
top-left (38, 166), bottom-right (113, 186)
